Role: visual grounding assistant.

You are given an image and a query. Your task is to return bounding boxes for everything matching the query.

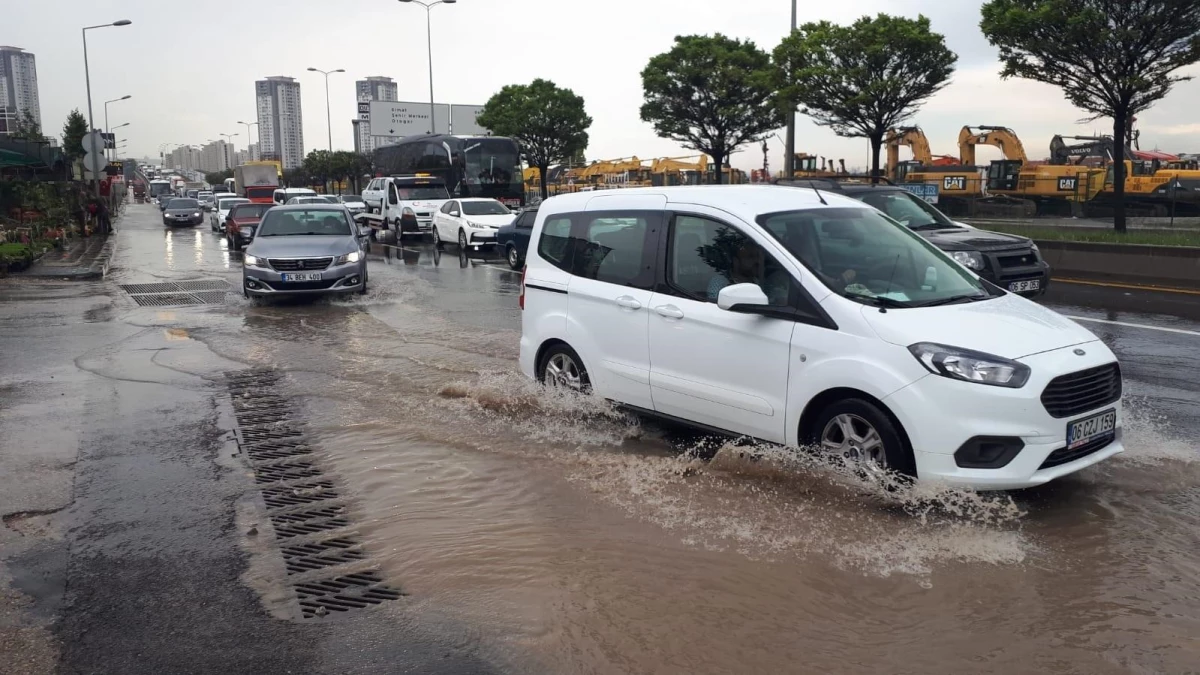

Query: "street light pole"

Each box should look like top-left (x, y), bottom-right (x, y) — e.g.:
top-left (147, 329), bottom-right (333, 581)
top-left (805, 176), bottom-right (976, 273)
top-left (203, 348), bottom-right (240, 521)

top-left (219, 132), bottom-right (239, 170)
top-left (783, 0), bottom-right (796, 180)
top-left (82, 20), bottom-right (132, 197)
top-left (109, 122), bottom-right (129, 162)
top-left (104, 95), bottom-right (131, 162)
top-left (237, 121), bottom-right (259, 160)
top-left (307, 67), bottom-right (345, 151)
top-left (399, 0), bottom-right (457, 134)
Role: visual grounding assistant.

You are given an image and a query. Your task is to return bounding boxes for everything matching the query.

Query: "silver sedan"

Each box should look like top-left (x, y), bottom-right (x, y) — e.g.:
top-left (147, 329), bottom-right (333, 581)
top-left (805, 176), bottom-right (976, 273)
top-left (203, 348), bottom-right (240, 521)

top-left (242, 204), bottom-right (371, 298)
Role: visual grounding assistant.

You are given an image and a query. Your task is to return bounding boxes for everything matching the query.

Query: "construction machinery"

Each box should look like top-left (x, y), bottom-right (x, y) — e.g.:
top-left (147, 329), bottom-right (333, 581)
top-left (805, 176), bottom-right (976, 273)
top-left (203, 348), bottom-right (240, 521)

top-left (959, 126), bottom-right (1103, 215)
top-left (885, 126), bottom-right (984, 214)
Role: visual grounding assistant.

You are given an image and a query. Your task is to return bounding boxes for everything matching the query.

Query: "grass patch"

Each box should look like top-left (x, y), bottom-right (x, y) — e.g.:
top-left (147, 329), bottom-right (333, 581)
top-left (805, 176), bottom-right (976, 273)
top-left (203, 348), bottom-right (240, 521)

top-left (977, 224), bottom-right (1200, 247)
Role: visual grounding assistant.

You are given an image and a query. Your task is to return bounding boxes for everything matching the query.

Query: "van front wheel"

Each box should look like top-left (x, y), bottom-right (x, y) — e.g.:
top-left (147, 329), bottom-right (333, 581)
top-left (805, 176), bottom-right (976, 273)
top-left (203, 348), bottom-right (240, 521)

top-left (810, 398), bottom-right (914, 478)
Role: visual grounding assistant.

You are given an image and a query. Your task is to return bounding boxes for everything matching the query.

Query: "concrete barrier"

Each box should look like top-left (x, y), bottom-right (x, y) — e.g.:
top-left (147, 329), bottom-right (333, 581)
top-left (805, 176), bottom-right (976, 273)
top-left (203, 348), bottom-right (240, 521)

top-left (1035, 240), bottom-right (1200, 290)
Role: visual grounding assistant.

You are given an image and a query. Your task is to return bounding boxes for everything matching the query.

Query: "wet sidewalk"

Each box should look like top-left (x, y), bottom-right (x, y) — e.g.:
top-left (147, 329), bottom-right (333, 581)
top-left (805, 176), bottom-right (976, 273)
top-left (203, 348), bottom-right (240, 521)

top-left (15, 234), bottom-right (116, 280)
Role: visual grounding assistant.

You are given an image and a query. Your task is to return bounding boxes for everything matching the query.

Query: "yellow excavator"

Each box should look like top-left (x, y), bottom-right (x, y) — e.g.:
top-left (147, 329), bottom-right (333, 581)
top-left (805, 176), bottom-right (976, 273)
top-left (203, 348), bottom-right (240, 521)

top-left (885, 126), bottom-right (984, 213)
top-left (790, 152), bottom-right (846, 178)
top-left (969, 126), bottom-right (1105, 214)
top-left (650, 155), bottom-right (708, 186)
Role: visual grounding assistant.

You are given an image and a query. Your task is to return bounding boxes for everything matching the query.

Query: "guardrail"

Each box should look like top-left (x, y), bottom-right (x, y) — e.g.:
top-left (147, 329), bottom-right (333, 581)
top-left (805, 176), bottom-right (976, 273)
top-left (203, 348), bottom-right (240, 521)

top-left (1036, 239), bottom-right (1200, 290)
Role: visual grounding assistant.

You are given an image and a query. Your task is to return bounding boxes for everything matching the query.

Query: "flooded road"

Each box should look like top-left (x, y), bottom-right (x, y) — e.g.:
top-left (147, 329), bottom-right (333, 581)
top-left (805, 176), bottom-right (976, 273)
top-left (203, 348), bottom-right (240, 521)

top-left (89, 206), bottom-right (1200, 672)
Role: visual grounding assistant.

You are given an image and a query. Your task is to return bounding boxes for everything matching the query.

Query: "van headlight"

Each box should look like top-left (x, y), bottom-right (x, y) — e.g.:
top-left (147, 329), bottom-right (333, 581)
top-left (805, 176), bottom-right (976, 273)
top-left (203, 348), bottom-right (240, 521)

top-left (950, 250), bottom-right (984, 270)
top-left (908, 342), bottom-right (1030, 388)
top-left (334, 250), bottom-right (362, 265)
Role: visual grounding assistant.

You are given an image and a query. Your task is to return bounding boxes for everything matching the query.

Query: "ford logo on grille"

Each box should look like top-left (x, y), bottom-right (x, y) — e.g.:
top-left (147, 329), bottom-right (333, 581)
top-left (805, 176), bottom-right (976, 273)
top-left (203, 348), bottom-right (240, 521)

top-left (1074, 348), bottom-right (1086, 356)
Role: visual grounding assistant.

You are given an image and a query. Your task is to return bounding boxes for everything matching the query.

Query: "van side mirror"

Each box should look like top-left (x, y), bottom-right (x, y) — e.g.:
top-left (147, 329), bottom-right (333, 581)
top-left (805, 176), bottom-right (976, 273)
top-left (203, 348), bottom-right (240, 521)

top-left (717, 283), bottom-right (769, 311)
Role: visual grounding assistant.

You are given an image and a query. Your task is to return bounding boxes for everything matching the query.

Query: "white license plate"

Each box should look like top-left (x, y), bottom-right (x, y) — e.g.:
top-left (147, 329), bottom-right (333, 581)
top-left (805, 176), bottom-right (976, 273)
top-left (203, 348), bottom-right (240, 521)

top-left (1067, 408), bottom-right (1116, 449)
top-left (1009, 279), bottom-right (1041, 293)
top-left (281, 273), bottom-right (322, 282)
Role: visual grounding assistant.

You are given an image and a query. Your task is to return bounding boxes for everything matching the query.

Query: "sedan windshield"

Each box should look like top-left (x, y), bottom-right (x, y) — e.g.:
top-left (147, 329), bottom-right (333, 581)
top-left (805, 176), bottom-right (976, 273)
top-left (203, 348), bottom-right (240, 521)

top-left (230, 204), bottom-right (272, 219)
top-left (854, 191), bottom-right (958, 230)
top-left (461, 200), bottom-right (510, 216)
top-left (320, 195), bottom-right (340, 204)
top-left (756, 207), bottom-right (992, 308)
top-left (256, 210), bottom-right (352, 237)
top-left (168, 199), bottom-right (199, 209)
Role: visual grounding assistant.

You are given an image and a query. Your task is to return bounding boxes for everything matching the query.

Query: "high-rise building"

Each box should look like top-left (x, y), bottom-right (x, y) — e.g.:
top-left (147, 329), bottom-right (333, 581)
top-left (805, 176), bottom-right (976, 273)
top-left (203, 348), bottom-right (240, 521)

top-left (168, 146), bottom-right (201, 173)
top-left (0, 46), bottom-right (41, 137)
top-left (199, 140), bottom-right (233, 173)
top-left (352, 76), bottom-right (397, 155)
top-left (247, 142), bottom-right (259, 162)
top-left (255, 76), bottom-right (304, 169)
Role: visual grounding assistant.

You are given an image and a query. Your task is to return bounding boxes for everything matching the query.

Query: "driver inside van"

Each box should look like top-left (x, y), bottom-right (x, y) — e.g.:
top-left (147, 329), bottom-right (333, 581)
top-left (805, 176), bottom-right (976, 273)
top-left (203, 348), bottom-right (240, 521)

top-left (707, 241), bottom-right (790, 305)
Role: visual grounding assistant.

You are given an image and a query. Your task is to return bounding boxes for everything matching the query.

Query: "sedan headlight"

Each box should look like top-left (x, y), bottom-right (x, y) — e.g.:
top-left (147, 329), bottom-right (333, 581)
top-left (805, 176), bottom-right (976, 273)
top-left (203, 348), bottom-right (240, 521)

top-left (243, 254), bottom-right (267, 268)
top-left (950, 250), bottom-right (984, 270)
top-left (193, 211), bottom-right (201, 217)
top-left (908, 342), bottom-right (1030, 388)
top-left (334, 250), bottom-right (362, 265)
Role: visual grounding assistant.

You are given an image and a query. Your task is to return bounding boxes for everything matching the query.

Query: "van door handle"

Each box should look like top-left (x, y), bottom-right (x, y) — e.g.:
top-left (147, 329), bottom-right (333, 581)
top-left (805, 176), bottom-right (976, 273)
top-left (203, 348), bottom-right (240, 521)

top-left (615, 295), bottom-right (642, 310)
top-left (654, 305), bottom-right (685, 319)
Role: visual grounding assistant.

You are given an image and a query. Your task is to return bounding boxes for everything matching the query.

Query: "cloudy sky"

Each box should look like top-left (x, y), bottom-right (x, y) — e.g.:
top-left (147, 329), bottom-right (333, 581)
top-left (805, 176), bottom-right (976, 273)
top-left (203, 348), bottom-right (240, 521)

top-left (12, 0), bottom-right (1200, 172)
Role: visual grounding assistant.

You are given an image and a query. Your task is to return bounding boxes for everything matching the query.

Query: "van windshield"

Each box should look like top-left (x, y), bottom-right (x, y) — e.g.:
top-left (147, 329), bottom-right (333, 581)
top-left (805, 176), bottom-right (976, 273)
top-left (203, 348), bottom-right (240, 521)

top-left (397, 186), bottom-right (450, 200)
top-left (756, 207), bottom-right (994, 309)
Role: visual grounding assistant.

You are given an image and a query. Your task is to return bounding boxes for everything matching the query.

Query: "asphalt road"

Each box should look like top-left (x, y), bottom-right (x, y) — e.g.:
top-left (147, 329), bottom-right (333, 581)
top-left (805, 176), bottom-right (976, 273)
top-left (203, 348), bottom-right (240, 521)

top-left (1, 202), bottom-right (1198, 673)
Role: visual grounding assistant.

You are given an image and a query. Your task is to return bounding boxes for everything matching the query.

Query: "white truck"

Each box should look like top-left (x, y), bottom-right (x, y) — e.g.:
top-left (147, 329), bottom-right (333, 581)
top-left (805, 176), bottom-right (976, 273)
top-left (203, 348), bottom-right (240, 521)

top-left (362, 176), bottom-right (452, 239)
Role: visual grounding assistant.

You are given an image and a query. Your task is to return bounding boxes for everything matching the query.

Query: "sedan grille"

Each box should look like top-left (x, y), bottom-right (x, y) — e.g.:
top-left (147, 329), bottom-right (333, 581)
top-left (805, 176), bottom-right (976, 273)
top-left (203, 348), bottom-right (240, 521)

top-left (270, 258), bottom-right (332, 272)
top-left (1040, 362), bottom-right (1122, 419)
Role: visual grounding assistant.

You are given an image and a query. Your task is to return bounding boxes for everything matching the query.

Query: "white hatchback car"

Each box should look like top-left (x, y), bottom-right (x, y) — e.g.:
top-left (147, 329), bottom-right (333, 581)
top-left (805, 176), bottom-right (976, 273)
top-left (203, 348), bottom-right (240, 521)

top-left (518, 186), bottom-right (1123, 490)
top-left (432, 198), bottom-right (516, 250)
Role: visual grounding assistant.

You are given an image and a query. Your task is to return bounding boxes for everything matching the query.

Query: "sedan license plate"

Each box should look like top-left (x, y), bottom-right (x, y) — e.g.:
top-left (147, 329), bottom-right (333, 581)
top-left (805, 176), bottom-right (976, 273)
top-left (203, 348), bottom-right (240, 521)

top-left (1066, 408), bottom-right (1116, 449)
top-left (1009, 279), bottom-right (1041, 293)
top-left (281, 273), bottom-right (322, 282)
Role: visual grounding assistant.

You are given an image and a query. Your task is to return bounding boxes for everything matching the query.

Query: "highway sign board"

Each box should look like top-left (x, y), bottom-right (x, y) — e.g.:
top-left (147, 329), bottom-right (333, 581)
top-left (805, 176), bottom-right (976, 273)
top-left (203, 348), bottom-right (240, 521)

top-left (368, 101), bottom-right (451, 137)
top-left (449, 104), bottom-right (488, 135)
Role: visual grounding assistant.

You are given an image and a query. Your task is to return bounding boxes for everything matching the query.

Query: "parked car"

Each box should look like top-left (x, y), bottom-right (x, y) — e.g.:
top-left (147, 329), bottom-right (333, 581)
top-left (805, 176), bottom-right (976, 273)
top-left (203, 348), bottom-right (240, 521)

top-left (331, 194), bottom-right (368, 215)
top-left (273, 187), bottom-right (318, 205)
top-left (162, 198), bottom-right (204, 227)
top-left (361, 177), bottom-right (387, 213)
top-left (777, 179), bottom-right (1051, 297)
top-left (211, 197), bottom-right (251, 233)
top-left (431, 198), bottom-right (516, 250)
top-left (495, 205), bottom-right (538, 270)
top-left (225, 202), bottom-right (272, 251)
top-left (518, 186), bottom-right (1123, 491)
top-left (242, 204), bottom-right (370, 297)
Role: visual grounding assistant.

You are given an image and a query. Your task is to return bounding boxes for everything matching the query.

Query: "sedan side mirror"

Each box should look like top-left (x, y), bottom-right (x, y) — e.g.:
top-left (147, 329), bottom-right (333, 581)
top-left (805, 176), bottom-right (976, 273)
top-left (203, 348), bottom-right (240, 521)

top-left (450, 210), bottom-right (459, 217)
top-left (717, 282), bottom-right (769, 311)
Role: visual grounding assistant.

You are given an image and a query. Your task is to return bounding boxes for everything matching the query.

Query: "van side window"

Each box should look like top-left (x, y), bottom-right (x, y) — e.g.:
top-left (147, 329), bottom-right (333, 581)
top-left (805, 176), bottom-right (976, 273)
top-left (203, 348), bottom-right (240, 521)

top-left (572, 213), bottom-right (657, 288)
top-left (537, 216), bottom-right (574, 273)
top-left (668, 215), bottom-right (792, 307)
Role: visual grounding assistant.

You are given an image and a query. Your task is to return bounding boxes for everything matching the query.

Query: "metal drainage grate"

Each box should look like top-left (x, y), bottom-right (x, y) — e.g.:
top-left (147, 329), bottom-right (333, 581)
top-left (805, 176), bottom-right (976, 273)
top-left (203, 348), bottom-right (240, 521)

top-left (225, 369), bottom-right (403, 619)
top-left (294, 572), bottom-right (405, 617)
top-left (121, 280), bottom-right (231, 307)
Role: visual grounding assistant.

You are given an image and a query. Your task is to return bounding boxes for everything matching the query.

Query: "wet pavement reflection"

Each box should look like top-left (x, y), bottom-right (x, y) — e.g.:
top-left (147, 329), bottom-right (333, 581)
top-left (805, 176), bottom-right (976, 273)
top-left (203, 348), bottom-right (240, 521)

top-left (96, 204), bottom-right (1200, 674)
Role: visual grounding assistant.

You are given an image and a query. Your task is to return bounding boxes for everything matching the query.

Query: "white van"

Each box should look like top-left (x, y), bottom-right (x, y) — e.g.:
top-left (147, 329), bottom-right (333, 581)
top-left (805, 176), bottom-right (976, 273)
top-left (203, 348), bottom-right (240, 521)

top-left (273, 187), bottom-right (318, 206)
top-left (518, 186), bottom-right (1123, 490)
top-left (373, 176), bottom-right (451, 238)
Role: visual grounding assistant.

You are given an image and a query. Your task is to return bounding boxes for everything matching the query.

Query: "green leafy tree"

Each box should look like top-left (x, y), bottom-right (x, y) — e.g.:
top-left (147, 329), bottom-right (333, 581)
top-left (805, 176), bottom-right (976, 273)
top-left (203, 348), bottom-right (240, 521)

top-left (205, 170), bottom-right (233, 186)
top-left (477, 79), bottom-right (592, 199)
top-left (302, 149), bottom-right (335, 189)
top-left (11, 111), bottom-right (42, 141)
top-left (61, 109), bottom-right (89, 162)
top-left (774, 14), bottom-right (956, 182)
top-left (980, 0), bottom-right (1200, 233)
top-left (641, 34), bottom-right (782, 185)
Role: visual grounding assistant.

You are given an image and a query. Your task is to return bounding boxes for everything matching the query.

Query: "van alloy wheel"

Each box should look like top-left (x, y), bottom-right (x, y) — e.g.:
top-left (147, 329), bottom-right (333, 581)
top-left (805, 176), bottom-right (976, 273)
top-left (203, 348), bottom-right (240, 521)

top-left (545, 352), bottom-right (584, 390)
top-left (820, 413), bottom-right (888, 469)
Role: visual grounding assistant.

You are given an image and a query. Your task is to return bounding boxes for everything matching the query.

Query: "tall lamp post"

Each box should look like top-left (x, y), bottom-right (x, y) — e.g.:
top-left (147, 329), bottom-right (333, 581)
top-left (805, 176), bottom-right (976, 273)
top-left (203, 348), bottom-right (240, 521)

top-left (237, 120), bottom-right (259, 160)
top-left (783, 0), bottom-right (796, 180)
top-left (219, 132), bottom-right (239, 171)
top-left (104, 94), bottom-right (131, 162)
top-left (398, 0), bottom-right (456, 134)
top-left (82, 19), bottom-right (132, 197)
top-left (307, 67), bottom-right (345, 151)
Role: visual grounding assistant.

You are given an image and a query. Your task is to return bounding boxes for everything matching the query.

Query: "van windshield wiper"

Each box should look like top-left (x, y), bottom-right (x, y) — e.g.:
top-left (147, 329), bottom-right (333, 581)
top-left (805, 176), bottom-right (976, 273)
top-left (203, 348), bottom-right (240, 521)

top-left (912, 293), bottom-right (989, 307)
top-left (845, 293), bottom-right (911, 309)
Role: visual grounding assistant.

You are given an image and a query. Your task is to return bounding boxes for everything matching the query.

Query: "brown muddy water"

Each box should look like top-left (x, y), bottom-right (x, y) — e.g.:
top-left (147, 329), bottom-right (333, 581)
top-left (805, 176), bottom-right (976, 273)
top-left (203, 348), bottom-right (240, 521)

top-left (192, 279), bottom-right (1200, 675)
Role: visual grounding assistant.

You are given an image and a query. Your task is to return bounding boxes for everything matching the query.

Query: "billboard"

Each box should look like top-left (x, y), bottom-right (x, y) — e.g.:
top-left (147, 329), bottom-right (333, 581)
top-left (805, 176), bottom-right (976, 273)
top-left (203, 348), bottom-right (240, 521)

top-left (369, 101), bottom-right (451, 136)
top-left (450, 105), bottom-right (489, 135)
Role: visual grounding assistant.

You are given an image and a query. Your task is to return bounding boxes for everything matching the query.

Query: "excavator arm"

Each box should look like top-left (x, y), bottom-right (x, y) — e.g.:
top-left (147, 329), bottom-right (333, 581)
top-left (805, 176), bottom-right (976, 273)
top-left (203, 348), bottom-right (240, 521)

top-left (958, 125), bottom-right (1028, 166)
top-left (885, 127), bottom-right (933, 177)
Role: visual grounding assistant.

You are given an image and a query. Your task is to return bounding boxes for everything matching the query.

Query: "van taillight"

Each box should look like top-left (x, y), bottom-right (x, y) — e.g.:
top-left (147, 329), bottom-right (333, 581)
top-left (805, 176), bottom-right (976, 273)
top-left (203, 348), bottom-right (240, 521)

top-left (519, 267), bottom-right (526, 310)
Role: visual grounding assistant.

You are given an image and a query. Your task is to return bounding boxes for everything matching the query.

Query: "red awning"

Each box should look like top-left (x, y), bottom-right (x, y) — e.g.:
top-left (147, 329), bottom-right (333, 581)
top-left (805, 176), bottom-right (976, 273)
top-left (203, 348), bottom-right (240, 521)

top-left (1131, 150), bottom-right (1178, 161)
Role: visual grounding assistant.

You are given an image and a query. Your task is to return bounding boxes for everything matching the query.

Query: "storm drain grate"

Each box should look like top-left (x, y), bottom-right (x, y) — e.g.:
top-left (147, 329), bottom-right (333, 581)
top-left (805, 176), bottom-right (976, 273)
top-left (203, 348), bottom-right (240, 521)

top-left (120, 280), bottom-right (231, 307)
top-left (294, 572), bottom-right (405, 617)
top-left (255, 461), bottom-right (323, 484)
top-left (225, 370), bottom-right (403, 619)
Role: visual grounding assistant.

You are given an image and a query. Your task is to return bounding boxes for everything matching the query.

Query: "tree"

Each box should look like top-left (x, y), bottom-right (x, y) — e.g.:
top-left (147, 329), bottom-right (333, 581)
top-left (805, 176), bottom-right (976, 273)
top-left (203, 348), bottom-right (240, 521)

top-left (205, 170), bottom-right (233, 186)
top-left (641, 34), bottom-right (782, 185)
top-left (61, 109), bottom-right (89, 161)
top-left (11, 111), bottom-right (42, 141)
top-left (477, 79), bottom-right (592, 199)
top-left (774, 14), bottom-right (956, 183)
top-left (980, 0), bottom-right (1200, 232)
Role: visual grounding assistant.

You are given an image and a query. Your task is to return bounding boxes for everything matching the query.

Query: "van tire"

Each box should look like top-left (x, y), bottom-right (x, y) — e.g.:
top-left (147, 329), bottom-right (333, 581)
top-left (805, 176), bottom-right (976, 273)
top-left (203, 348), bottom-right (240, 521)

top-left (537, 343), bottom-right (591, 393)
top-left (809, 398), bottom-right (915, 478)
